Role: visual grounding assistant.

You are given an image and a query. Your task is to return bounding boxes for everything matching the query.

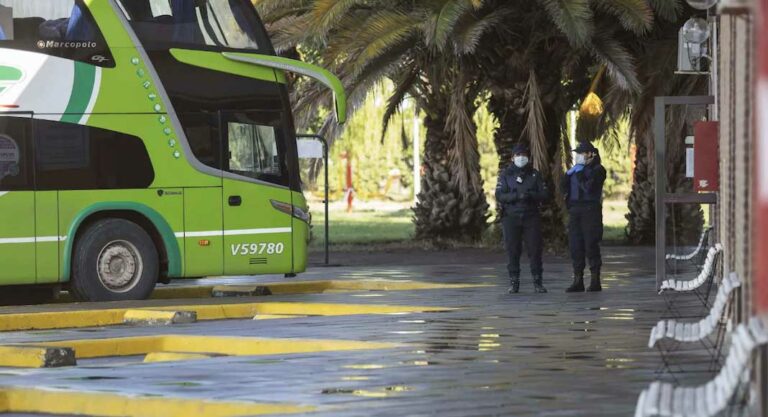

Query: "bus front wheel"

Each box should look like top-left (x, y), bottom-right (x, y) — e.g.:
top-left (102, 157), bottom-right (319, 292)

top-left (70, 219), bottom-right (159, 302)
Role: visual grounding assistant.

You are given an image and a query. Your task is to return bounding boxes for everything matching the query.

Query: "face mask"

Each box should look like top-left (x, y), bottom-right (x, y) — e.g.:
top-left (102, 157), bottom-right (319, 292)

top-left (513, 156), bottom-right (529, 168)
top-left (574, 154), bottom-right (586, 165)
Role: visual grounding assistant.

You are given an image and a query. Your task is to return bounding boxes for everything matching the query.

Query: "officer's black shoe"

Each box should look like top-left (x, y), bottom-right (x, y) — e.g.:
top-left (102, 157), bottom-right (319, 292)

top-left (507, 280), bottom-right (520, 294)
top-left (565, 274), bottom-right (585, 293)
top-left (587, 271), bottom-right (602, 292)
top-left (533, 276), bottom-right (548, 293)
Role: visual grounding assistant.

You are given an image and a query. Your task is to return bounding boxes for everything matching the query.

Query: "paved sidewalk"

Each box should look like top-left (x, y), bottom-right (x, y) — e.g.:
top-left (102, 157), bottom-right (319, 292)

top-left (0, 247), bottom-right (714, 416)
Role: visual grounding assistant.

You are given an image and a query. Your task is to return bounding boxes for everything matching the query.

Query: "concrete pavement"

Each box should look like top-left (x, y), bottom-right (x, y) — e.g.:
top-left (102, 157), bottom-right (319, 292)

top-left (0, 247), bottom-right (714, 416)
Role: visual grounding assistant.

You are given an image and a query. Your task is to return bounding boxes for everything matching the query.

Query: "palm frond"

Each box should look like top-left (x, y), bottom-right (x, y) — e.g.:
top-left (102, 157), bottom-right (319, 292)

top-left (296, 43), bottom-right (416, 142)
top-left (648, 0), bottom-right (682, 21)
top-left (589, 29), bottom-right (640, 92)
top-left (339, 10), bottom-right (422, 78)
top-left (593, 0), bottom-right (654, 34)
top-left (469, 0), bottom-right (485, 9)
top-left (256, 0), bottom-right (312, 24)
top-left (520, 69), bottom-right (549, 171)
top-left (269, 14), bottom-right (314, 51)
top-left (537, 0), bottom-right (594, 47)
top-left (451, 8), bottom-right (508, 55)
top-left (254, 0), bottom-right (310, 18)
top-left (310, 0), bottom-right (369, 37)
top-left (382, 66), bottom-right (420, 142)
top-left (423, 0), bottom-right (477, 50)
top-left (446, 67), bottom-right (483, 194)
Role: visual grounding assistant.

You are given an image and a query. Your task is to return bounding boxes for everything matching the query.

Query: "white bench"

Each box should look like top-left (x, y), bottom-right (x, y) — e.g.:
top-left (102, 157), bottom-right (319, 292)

top-left (649, 273), bottom-right (741, 375)
top-left (659, 245), bottom-right (722, 317)
top-left (666, 226), bottom-right (713, 265)
top-left (650, 272), bottom-right (740, 347)
top-left (635, 316), bottom-right (768, 417)
top-left (660, 245), bottom-right (722, 294)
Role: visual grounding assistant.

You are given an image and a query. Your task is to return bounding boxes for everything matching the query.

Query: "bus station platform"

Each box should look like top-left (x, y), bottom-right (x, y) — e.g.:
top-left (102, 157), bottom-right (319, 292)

top-left (0, 247), bottom-right (712, 417)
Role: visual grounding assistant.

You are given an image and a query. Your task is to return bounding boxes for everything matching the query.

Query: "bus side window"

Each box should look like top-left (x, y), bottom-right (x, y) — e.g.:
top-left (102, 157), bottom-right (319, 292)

top-left (0, 116), bottom-right (32, 191)
top-left (34, 119), bottom-right (154, 190)
top-left (224, 111), bottom-right (288, 187)
top-left (180, 112), bottom-right (222, 171)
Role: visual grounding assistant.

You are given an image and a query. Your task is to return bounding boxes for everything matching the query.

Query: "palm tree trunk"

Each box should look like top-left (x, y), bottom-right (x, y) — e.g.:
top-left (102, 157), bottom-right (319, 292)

top-left (413, 109), bottom-right (489, 243)
top-left (626, 137), bottom-right (655, 244)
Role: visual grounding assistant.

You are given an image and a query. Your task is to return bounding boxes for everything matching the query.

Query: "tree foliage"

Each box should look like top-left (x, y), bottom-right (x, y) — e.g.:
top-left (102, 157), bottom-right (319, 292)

top-left (255, 0), bottom-right (694, 246)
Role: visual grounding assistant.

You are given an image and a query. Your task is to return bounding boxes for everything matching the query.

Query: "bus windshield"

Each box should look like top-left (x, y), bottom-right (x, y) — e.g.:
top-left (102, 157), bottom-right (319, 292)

top-left (117, 0), bottom-right (267, 52)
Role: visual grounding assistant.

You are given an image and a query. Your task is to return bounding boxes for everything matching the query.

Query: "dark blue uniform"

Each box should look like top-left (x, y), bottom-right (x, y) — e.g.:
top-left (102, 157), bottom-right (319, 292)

top-left (562, 149), bottom-right (606, 292)
top-left (496, 162), bottom-right (550, 292)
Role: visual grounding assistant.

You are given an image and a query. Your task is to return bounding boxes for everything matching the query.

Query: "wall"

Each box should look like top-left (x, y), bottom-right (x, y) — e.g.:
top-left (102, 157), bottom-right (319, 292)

top-left (717, 11), bottom-right (755, 320)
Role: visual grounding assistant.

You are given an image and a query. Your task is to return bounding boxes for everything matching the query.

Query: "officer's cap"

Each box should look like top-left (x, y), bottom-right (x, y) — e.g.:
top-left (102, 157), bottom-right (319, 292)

top-left (511, 143), bottom-right (530, 155)
top-left (573, 141), bottom-right (598, 154)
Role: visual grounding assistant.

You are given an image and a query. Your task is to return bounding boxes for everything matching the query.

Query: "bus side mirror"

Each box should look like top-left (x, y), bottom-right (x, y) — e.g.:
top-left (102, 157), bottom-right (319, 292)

top-left (221, 53), bottom-right (347, 125)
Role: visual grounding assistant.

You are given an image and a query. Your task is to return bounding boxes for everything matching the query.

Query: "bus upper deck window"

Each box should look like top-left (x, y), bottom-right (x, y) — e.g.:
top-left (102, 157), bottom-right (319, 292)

top-left (63, 3), bottom-right (95, 41)
top-left (118, 0), bottom-right (265, 51)
top-left (0, 1), bottom-right (113, 68)
top-left (0, 5), bottom-right (12, 40)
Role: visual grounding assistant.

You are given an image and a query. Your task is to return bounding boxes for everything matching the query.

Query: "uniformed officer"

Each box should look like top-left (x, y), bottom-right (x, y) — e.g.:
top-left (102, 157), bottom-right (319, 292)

top-left (562, 141), bottom-right (606, 292)
top-left (496, 144), bottom-right (550, 294)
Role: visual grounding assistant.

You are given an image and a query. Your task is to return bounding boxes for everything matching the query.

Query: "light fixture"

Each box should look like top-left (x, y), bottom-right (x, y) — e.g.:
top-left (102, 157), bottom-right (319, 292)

top-left (682, 18), bottom-right (711, 43)
top-left (677, 17), bottom-right (711, 74)
top-left (685, 0), bottom-right (718, 9)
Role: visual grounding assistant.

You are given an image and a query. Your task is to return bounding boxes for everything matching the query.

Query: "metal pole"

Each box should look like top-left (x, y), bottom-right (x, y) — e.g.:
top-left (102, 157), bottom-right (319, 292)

top-left (297, 134), bottom-right (330, 266)
top-left (412, 106), bottom-right (421, 203)
top-left (655, 97), bottom-right (666, 292)
top-left (324, 138), bottom-right (329, 266)
top-left (570, 109), bottom-right (577, 149)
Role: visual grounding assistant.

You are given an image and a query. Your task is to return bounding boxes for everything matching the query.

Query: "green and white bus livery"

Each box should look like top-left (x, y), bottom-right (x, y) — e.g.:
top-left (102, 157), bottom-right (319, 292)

top-left (0, 0), bottom-right (346, 301)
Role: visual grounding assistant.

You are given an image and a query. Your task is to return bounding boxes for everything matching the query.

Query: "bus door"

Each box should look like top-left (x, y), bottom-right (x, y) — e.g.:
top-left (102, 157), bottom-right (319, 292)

top-left (220, 110), bottom-right (293, 275)
top-left (0, 113), bottom-right (35, 284)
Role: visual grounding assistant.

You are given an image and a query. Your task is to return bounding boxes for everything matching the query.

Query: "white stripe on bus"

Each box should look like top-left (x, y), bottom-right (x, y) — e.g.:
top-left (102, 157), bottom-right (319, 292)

top-left (79, 67), bottom-right (102, 125)
top-left (0, 236), bottom-right (67, 244)
top-left (0, 227), bottom-right (293, 245)
top-left (175, 228), bottom-right (292, 238)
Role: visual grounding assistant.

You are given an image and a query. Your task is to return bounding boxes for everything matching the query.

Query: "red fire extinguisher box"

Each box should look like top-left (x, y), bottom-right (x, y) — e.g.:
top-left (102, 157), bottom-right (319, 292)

top-left (694, 121), bottom-right (719, 192)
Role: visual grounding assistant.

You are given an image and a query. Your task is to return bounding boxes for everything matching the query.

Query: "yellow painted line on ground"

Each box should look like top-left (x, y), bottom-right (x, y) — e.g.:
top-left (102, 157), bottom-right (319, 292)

top-left (143, 352), bottom-right (214, 363)
top-left (40, 335), bottom-right (398, 360)
top-left (0, 303), bottom-right (452, 332)
top-left (0, 309), bottom-right (127, 332)
top-left (153, 302), bottom-right (452, 320)
top-left (253, 314), bottom-right (304, 320)
top-left (151, 279), bottom-right (489, 299)
top-left (0, 386), bottom-right (312, 416)
top-left (0, 345), bottom-right (75, 368)
top-left (123, 309), bottom-right (197, 325)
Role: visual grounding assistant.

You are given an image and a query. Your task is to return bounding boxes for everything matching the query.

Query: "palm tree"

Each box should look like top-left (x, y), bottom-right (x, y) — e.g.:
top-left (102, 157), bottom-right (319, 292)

top-left (255, 0), bottom-right (676, 245)
top-left (256, 0), bottom-right (492, 242)
top-left (579, 2), bottom-right (707, 245)
top-left (471, 0), bottom-right (664, 246)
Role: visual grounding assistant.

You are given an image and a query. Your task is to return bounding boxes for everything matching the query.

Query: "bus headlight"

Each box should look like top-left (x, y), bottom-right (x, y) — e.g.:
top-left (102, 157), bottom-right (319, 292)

top-left (292, 206), bottom-right (310, 223)
top-left (270, 200), bottom-right (310, 223)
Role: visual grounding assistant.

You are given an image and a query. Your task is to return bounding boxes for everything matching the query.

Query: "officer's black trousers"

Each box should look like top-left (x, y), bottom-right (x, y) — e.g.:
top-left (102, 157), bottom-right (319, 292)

top-left (502, 210), bottom-right (543, 278)
top-left (568, 204), bottom-right (603, 275)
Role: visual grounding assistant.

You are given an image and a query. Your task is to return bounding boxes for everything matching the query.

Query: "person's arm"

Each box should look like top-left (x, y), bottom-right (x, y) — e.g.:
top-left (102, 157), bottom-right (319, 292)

top-left (576, 166), bottom-right (606, 195)
top-left (529, 172), bottom-right (551, 202)
top-left (495, 171), bottom-right (517, 203)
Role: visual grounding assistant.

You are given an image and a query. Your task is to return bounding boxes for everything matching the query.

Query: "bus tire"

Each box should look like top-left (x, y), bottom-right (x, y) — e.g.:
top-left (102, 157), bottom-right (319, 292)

top-left (70, 218), bottom-right (159, 302)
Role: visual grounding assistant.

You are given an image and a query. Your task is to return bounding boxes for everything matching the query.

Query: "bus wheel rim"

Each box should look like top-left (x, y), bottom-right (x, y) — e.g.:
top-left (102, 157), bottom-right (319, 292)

top-left (96, 240), bottom-right (143, 293)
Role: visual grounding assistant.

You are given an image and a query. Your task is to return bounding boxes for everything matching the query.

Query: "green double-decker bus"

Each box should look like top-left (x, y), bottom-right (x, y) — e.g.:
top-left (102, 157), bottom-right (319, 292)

top-left (0, 0), bottom-right (346, 301)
